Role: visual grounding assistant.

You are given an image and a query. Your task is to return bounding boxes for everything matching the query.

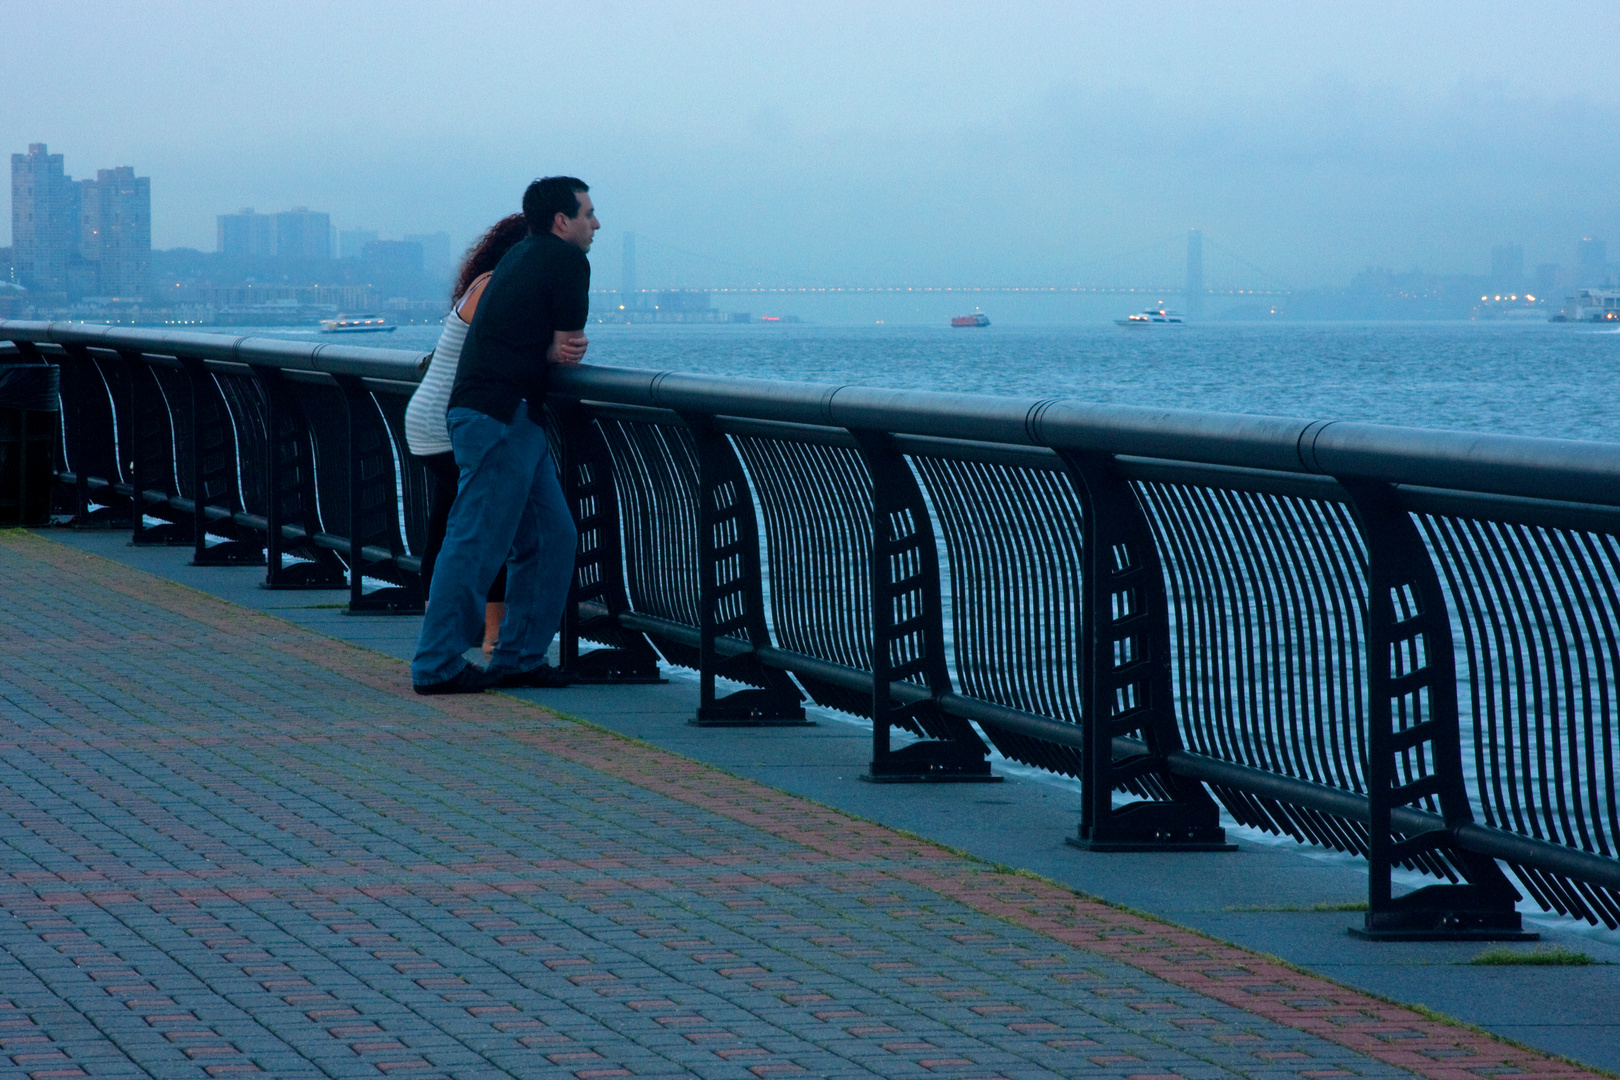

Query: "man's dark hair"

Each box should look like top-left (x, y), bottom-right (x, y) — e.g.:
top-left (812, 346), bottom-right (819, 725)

top-left (522, 176), bottom-right (588, 234)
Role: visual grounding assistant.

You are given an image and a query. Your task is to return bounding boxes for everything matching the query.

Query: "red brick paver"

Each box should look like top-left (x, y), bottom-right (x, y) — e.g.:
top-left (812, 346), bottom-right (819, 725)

top-left (0, 530), bottom-right (1603, 1080)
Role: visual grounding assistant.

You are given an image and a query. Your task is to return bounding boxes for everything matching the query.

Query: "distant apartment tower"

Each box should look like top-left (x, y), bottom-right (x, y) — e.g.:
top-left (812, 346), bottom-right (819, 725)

top-left (1536, 263), bottom-right (1563, 297)
top-left (11, 144), bottom-right (150, 298)
top-left (11, 143), bottom-right (73, 293)
top-left (404, 231), bottom-right (452, 278)
top-left (339, 228), bottom-right (378, 259)
top-left (215, 206), bottom-right (329, 259)
top-left (1490, 244), bottom-right (1523, 293)
top-left (218, 209), bottom-right (275, 256)
top-left (1577, 238), bottom-right (1609, 284)
top-left (85, 166), bottom-right (152, 297)
top-left (362, 239), bottom-right (423, 274)
top-left (276, 207), bottom-right (331, 260)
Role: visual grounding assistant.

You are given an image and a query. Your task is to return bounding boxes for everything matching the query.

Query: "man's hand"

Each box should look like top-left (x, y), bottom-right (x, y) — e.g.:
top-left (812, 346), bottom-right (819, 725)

top-left (547, 331), bottom-right (589, 365)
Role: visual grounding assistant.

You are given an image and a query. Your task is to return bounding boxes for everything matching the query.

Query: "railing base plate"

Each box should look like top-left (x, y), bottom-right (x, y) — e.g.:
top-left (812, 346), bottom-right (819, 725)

top-left (1347, 926), bottom-right (1539, 942)
top-left (692, 688), bottom-right (810, 726)
top-left (191, 554), bottom-right (266, 568)
top-left (861, 773), bottom-right (1004, 784)
top-left (1067, 836), bottom-right (1238, 853)
top-left (1351, 901), bottom-right (1537, 941)
top-left (1070, 803), bottom-right (1236, 852)
top-left (130, 534), bottom-right (188, 547)
top-left (572, 648), bottom-right (666, 685)
top-left (691, 717), bottom-right (814, 727)
top-left (861, 741), bottom-right (1001, 783)
top-left (1350, 885), bottom-right (1537, 941)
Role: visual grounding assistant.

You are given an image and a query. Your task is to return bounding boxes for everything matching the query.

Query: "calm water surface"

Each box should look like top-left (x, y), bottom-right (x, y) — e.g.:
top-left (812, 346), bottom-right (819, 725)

top-left (251, 320), bottom-right (1620, 442)
top-left (225, 319), bottom-right (1620, 928)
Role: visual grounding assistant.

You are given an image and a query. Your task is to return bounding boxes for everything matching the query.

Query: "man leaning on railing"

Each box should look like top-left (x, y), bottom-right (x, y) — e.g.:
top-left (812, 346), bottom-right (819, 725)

top-left (409, 175), bottom-right (600, 694)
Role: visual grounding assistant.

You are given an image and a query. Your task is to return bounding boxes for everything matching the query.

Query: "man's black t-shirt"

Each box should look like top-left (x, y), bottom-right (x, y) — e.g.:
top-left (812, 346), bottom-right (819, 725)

top-left (449, 232), bottom-right (590, 423)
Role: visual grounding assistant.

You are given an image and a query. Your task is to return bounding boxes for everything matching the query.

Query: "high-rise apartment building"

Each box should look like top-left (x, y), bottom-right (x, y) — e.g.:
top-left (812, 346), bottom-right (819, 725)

top-left (339, 228), bottom-right (378, 259)
top-left (1536, 263), bottom-right (1563, 297)
top-left (1490, 244), bottom-right (1524, 293)
top-left (217, 206), bottom-right (331, 259)
top-left (10, 143), bottom-right (151, 299)
top-left (11, 144), bottom-right (72, 294)
top-left (217, 209), bottom-right (276, 256)
top-left (361, 239), bottom-right (423, 274)
top-left (403, 231), bottom-right (452, 278)
top-left (275, 207), bottom-right (331, 260)
top-left (1577, 238), bottom-right (1609, 284)
top-left (66, 177), bottom-right (97, 297)
top-left (89, 167), bottom-right (152, 297)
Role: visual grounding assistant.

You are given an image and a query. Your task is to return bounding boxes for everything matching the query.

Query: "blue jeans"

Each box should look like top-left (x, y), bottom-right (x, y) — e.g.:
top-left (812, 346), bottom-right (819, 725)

top-left (410, 402), bottom-right (577, 685)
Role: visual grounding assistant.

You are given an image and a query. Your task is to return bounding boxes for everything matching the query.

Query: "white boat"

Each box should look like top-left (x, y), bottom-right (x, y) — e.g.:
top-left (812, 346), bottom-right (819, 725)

top-left (1115, 307), bottom-right (1184, 326)
top-left (1549, 288), bottom-right (1620, 323)
top-left (319, 314), bottom-right (396, 334)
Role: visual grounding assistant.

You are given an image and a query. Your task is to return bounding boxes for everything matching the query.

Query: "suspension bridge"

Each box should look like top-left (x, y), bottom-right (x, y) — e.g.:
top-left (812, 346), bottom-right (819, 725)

top-left (602, 229), bottom-right (1292, 311)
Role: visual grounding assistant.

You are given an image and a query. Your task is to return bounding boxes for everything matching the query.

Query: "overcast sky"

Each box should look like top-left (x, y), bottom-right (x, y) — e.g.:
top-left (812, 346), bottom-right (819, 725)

top-left (7, 0), bottom-right (1618, 290)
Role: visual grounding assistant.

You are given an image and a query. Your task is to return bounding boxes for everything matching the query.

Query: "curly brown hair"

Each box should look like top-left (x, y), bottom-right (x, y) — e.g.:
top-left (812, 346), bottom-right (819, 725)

top-left (451, 214), bottom-right (529, 303)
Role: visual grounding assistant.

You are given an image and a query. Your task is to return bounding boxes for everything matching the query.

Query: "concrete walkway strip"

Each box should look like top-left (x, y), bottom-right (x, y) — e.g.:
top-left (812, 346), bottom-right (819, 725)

top-left (0, 528), bottom-right (1605, 1080)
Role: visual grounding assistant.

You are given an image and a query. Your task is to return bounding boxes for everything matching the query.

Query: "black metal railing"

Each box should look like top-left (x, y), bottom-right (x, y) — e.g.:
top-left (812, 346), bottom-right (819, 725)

top-left (6, 318), bottom-right (1620, 941)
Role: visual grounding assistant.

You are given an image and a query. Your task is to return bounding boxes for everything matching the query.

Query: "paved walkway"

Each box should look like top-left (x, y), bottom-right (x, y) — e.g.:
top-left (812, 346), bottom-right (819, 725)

top-left (0, 529), bottom-right (1611, 1080)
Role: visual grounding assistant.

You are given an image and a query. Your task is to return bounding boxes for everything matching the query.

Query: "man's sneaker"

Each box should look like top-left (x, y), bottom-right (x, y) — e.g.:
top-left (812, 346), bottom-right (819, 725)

top-left (413, 664), bottom-right (501, 695)
top-left (499, 663), bottom-right (578, 689)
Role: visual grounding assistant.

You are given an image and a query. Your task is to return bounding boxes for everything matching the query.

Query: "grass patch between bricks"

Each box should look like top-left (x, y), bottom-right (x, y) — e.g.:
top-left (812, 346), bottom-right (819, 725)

top-left (1470, 946), bottom-right (1597, 966)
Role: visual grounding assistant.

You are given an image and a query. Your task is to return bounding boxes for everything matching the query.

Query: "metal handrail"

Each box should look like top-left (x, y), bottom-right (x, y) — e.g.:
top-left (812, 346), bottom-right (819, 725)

top-left (7, 317), bottom-right (1620, 937)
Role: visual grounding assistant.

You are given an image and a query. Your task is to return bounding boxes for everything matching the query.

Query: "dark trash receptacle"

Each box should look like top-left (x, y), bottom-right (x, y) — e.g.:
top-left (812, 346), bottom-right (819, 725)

top-left (0, 363), bottom-right (61, 527)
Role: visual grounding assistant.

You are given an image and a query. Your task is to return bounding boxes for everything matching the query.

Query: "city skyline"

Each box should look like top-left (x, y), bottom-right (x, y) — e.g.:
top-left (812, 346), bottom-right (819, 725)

top-left (12, 155), bottom-right (1614, 297)
top-left (3, 1), bottom-right (1618, 294)
top-left (7, 148), bottom-right (1617, 297)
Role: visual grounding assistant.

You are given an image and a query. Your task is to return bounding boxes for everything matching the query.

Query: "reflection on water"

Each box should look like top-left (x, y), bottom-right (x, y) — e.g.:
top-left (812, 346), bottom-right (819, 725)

top-left (231, 319), bottom-right (1620, 442)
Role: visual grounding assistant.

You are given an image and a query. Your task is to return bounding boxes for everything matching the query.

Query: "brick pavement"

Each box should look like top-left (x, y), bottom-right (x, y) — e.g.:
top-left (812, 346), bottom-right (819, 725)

top-left (0, 529), bottom-right (1605, 1080)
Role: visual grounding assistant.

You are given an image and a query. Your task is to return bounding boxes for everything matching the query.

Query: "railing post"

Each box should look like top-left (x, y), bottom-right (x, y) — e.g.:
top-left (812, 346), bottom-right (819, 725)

top-left (179, 357), bottom-right (262, 566)
top-left (11, 340), bottom-right (69, 522)
top-left (853, 429), bottom-right (997, 782)
top-left (332, 374), bottom-right (421, 614)
top-left (551, 399), bottom-right (663, 682)
top-left (252, 365), bottom-right (346, 588)
top-left (55, 343), bottom-right (130, 529)
top-left (1058, 449), bottom-right (1233, 850)
top-left (1338, 477), bottom-right (1533, 940)
top-left (122, 351), bottom-right (187, 546)
top-left (683, 413), bottom-right (806, 724)
top-left (3, 339), bottom-right (65, 527)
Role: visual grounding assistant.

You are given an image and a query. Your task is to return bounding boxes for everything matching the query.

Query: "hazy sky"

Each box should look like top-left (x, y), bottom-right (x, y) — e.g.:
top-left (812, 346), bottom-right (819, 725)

top-left (7, 0), bottom-right (1619, 290)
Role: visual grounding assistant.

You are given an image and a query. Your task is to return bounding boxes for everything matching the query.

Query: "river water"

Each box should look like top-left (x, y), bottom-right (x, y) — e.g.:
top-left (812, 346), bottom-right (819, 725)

top-left (245, 319), bottom-right (1620, 442)
top-left (236, 318), bottom-right (1620, 931)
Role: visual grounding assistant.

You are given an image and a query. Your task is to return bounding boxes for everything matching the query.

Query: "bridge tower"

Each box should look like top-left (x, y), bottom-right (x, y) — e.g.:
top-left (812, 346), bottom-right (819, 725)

top-left (621, 231), bottom-right (638, 310)
top-left (1185, 229), bottom-right (1204, 320)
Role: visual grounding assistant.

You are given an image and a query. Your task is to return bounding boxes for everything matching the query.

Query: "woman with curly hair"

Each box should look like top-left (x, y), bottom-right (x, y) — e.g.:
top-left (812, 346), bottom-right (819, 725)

top-left (404, 213), bottom-right (529, 653)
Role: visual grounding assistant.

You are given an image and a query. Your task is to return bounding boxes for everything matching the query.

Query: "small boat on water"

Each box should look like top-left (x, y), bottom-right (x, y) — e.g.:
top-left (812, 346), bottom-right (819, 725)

top-left (319, 315), bottom-right (396, 334)
top-left (1549, 288), bottom-right (1620, 322)
top-left (1115, 307), bottom-right (1184, 326)
top-left (951, 313), bottom-right (991, 327)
